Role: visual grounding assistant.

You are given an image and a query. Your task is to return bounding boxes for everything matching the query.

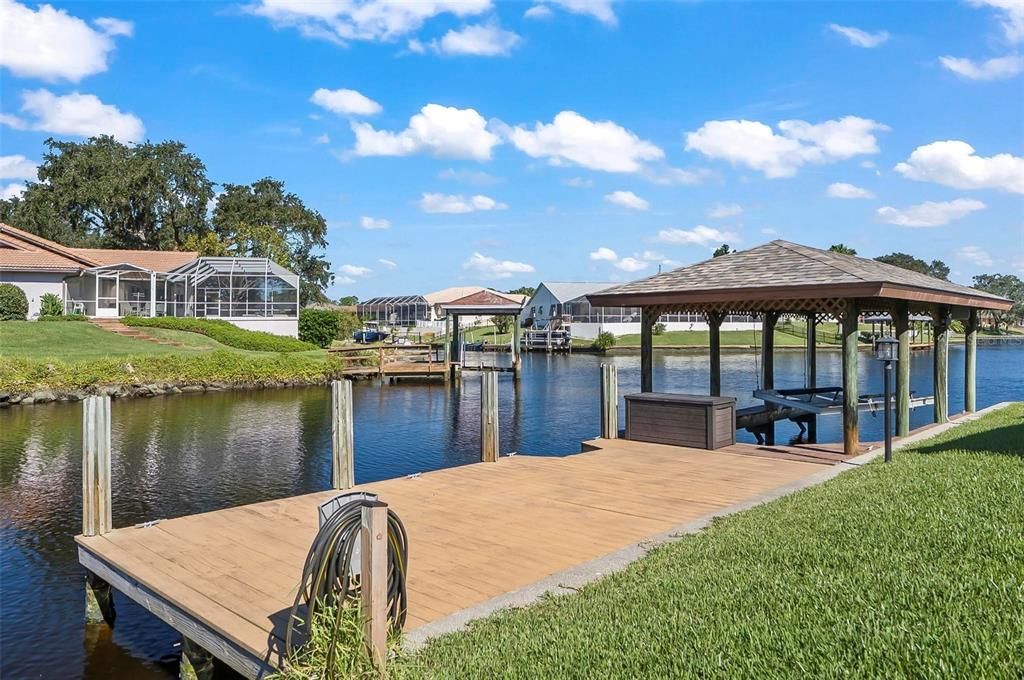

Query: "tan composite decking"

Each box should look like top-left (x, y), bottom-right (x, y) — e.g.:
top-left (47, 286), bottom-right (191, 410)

top-left (76, 439), bottom-right (839, 677)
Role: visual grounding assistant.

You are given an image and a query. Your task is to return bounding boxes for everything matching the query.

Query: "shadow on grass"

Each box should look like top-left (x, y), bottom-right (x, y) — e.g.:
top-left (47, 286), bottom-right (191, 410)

top-left (913, 418), bottom-right (1024, 458)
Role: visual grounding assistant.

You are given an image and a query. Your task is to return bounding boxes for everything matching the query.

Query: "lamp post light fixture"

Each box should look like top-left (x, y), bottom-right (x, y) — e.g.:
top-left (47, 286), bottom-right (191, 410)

top-left (874, 336), bottom-right (899, 463)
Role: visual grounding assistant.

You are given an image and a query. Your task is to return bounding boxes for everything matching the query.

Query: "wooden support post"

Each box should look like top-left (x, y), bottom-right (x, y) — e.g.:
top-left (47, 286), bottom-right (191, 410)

top-left (360, 501), bottom-right (389, 670)
top-left (804, 313), bottom-right (817, 444)
top-left (82, 395), bottom-right (112, 537)
top-left (894, 303), bottom-right (911, 436)
top-left (85, 571), bottom-right (115, 625)
top-left (965, 308), bottom-right (978, 413)
top-left (449, 314), bottom-right (461, 381)
top-left (480, 372), bottom-right (499, 462)
top-left (600, 363), bottom-right (618, 439)
top-left (377, 345), bottom-right (385, 379)
top-left (933, 305), bottom-right (950, 424)
top-left (331, 380), bottom-right (354, 490)
top-left (707, 312), bottom-right (723, 397)
top-left (640, 307), bottom-right (655, 393)
top-left (761, 311), bottom-right (778, 446)
top-left (841, 300), bottom-right (860, 456)
top-left (179, 637), bottom-right (215, 680)
top-left (512, 319), bottom-right (522, 379)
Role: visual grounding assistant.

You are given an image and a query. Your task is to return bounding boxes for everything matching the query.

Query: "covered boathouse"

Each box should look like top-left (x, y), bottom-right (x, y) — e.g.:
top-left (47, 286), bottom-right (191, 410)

top-left (586, 240), bottom-right (1013, 455)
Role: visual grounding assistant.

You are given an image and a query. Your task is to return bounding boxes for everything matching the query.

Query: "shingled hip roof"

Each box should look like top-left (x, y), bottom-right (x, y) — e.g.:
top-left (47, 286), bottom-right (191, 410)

top-left (586, 240), bottom-right (1011, 311)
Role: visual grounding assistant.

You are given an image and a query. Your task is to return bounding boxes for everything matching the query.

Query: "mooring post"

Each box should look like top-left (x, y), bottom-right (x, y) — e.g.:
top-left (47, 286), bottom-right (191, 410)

top-left (640, 307), bottom-right (655, 393)
top-left (360, 501), bottom-right (389, 669)
top-left (841, 300), bottom-right (860, 456)
top-left (894, 302), bottom-right (911, 437)
top-left (481, 372), bottom-right (499, 462)
top-left (600, 363), bottom-right (618, 439)
top-left (82, 395), bottom-right (116, 625)
top-left (331, 380), bottom-right (355, 490)
top-left (707, 312), bottom-right (723, 398)
top-left (179, 637), bottom-right (215, 680)
top-left (933, 305), bottom-right (950, 424)
top-left (804, 312), bottom-right (818, 443)
top-left (512, 319), bottom-right (522, 380)
top-left (761, 311), bottom-right (778, 446)
top-left (964, 308), bottom-right (978, 413)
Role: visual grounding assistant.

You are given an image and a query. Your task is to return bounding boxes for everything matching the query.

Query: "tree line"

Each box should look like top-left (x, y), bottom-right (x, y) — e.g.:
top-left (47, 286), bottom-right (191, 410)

top-left (0, 136), bottom-right (332, 304)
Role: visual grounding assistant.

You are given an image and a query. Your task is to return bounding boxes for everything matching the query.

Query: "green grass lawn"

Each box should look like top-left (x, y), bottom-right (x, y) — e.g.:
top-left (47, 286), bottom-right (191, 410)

top-left (392, 404), bottom-right (1023, 678)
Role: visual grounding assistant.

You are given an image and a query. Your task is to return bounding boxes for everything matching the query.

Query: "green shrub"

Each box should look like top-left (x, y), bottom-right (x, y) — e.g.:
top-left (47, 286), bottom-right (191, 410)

top-left (38, 314), bottom-right (88, 322)
top-left (39, 292), bottom-right (64, 317)
top-left (123, 316), bottom-right (316, 352)
top-left (0, 283), bottom-right (28, 320)
top-left (593, 331), bottom-right (617, 351)
top-left (299, 308), bottom-right (341, 348)
top-left (332, 311), bottom-right (362, 342)
top-left (652, 322), bottom-right (666, 336)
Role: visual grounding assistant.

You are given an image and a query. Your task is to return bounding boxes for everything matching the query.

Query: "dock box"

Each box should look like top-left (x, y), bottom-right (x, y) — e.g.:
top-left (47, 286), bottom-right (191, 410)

top-left (624, 393), bottom-right (736, 450)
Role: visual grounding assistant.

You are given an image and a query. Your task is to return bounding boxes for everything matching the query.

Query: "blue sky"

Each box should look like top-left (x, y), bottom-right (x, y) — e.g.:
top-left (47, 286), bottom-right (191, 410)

top-left (1, 0), bottom-right (1022, 300)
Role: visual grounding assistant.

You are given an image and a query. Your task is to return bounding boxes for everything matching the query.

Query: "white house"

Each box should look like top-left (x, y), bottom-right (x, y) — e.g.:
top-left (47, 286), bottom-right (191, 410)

top-left (0, 223), bottom-right (300, 336)
top-left (357, 286), bottom-right (526, 329)
top-left (520, 281), bottom-right (759, 340)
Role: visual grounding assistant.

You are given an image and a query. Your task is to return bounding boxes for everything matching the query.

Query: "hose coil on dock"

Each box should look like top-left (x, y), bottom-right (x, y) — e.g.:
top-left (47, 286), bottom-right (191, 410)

top-left (285, 494), bottom-right (408, 668)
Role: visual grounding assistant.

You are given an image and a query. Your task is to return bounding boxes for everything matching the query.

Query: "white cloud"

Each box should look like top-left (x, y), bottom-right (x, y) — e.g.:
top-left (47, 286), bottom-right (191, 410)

top-left (433, 23), bottom-right (521, 56)
top-left (589, 246), bottom-right (618, 261)
top-left (1, 89), bottom-right (144, 142)
top-left (419, 192), bottom-right (507, 213)
top-left (310, 88), bottom-right (382, 116)
top-left (707, 203), bottom-right (743, 218)
top-left (894, 140), bottom-right (1024, 193)
top-left (462, 252), bottom-right (535, 279)
top-left (315, 133), bottom-right (331, 144)
top-left (826, 182), bottom-right (875, 199)
top-left (378, 258), bottom-right (398, 268)
top-left (615, 256), bottom-right (647, 272)
top-left (0, 0), bottom-right (132, 82)
top-left (438, 168), bottom-right (500, 185)
top-left (352, 103), bottom-right (500, 160)
top-left (956, 245), bottom-right (995, 267)
top-left (685, 116), bottom-right (888, 178)
top-left (360, 216), bottom-right (391, 230)
top-left (563, 176), bottom-right (593, 188)
top-left (940, 54), bottom-right (1024, 80)
top-left (876, 199), bottom-right (986, 227)
top-left (246, 0), bottom-right (492, 45)
top-left (0, 154), bottom-right (38, 180)
top-left (524, 5), bottom-right (552, 19)
top-left (0, 183), bottom-right (26, 200)
top-left (604, 190), bottom-right (649, 211)
top-left (544, 0), bottom-right (617, 25)
top-left (657, 225), bottom-right (740, 247)
top-left (828, 23), bottom-right (890, 48)
top-left (968, 0), bottom-right (1024, 43)
top-left (643, 166), bottom-right (713, 186)
top-left (338, 263), bottom-right (372, 277)
top-left (510, 111), bottom-right (664, 173)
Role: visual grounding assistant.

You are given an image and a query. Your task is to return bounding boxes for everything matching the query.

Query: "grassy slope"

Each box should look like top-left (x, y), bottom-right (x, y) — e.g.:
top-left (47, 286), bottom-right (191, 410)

top-left (615, 328), bottom-right (814, 347)
top-left (400, 405), bottom-right (1024, 679)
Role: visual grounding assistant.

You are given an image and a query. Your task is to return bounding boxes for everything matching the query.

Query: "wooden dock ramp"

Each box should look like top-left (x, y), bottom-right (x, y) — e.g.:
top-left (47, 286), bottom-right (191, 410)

top-left (77, 440), bottom-right (837, 678)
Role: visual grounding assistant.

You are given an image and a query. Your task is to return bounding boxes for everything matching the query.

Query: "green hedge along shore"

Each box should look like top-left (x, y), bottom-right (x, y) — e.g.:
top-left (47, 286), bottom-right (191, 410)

top-left (123, 316), bottom-right (317, 352)
top-left (278, 404), bottom-right (1024, 679)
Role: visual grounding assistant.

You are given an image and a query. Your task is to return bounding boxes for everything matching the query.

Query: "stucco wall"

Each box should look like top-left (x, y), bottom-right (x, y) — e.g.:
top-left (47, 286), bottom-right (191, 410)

top-left (225, 317), bottom-right (298, 337)
top-left (0, 271), bottom-right (66, 318)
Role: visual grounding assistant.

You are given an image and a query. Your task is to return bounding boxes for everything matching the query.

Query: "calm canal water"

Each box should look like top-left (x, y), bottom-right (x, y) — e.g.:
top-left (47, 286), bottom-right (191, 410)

top-left (1, 344), bottom-right (1021, 679)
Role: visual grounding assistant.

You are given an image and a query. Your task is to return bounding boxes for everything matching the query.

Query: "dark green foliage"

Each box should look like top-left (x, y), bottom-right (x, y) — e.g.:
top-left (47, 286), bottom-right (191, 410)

top-left (337, 295), bottom-right (359, 306)
top-left (828, 243), bottom-right (857, 255)
top-left (593, 331), bottom-right (616, 350)
top-left (875, 252), bottom-right (950, 281)
top-left (972, 273), bottom-right (1024, 333)
top-left (506, 286), bottom-right (536, 298)
top-left (712, 244), bottom-right (734, 257)
top-left (0, 284), bottom-right (28, 320)
top-left (123, 316), bottom-right (316, 352)
top-left (491, 315), bottom-right (514, 334)
top-left (402, 405), bottom-right (1024, 679)
top-left (332, 311), bottom-right (362, 342)
top-left (299, 308), bottom-right (340, 348)
top-left (38, 314), bottom-right (89, 322)
top-left (39, 293), bottom-right (63, 317)
top-left (652, 322), bottom-right (666, 335)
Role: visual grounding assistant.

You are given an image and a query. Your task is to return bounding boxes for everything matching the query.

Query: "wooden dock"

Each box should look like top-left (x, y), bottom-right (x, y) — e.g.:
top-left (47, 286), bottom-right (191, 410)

top-left (328, 344), bottom-right (447, 380)
top-left (77, 438), bottom-right (842, 678)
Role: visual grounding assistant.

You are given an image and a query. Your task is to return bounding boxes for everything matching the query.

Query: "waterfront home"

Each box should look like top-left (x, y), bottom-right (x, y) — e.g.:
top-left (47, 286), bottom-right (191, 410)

top-left (520, 281), bottom-right (758, 340)
top-left (357, 286), bottom-right (526, 329)
top-left (0, 223), bottom-right (300, 336)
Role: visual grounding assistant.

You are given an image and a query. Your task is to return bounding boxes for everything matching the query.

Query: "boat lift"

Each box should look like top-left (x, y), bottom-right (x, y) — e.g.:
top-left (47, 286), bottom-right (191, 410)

top-left (752, 386), bottom-right (934, 416)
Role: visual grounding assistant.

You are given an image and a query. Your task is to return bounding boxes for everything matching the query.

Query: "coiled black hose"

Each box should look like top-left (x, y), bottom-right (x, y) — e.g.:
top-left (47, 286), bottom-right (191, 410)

top-left (285, 497), bottom-right (408, 671)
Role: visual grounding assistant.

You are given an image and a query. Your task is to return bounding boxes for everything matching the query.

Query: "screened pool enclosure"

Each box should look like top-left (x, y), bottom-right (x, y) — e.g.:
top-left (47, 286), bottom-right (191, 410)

top-left (64, 257), bottom-right (300, 320)
top-left (356, 295), bottom-right (431, 325)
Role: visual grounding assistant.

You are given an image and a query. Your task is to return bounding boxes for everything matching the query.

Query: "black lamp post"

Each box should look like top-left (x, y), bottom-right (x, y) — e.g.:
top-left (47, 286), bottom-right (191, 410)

top-left (874, 336), bottom-right (899, 463)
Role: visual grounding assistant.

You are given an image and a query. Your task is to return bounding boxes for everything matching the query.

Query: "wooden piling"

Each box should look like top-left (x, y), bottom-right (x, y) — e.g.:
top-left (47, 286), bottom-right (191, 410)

top-left (640, 307), bottom-right (655, 393)
top-left (85, 571), bottom-right (115, 625)
top-left (933, 305), bottom-right (950, 424)
top-left (512, 321), bottom-right (522, 379)
top-left (804, 313), bottom-right (817, 443)
top-left (481, 372), bottom-right (499, 462)
top-left (965, 308), bottom-right (978, 413)
top-left (360, 501), bottom-right (389, 669)
top-left (707, 312), bottom-right (723, 397)
top-left (894, 303), bottom-right (911, 436)
top-left (82, 395), bottom-right (112, 537)
top-left (331, 380), bottom-right (355, 490)
top-left (761, 311), bottom-right (778, 445)
top-left (180, 637), bottom-right (215, 680)
top-left (600, 363), bottom-right (618, 439)
top-left (841, 300), bottom-right (859, 456)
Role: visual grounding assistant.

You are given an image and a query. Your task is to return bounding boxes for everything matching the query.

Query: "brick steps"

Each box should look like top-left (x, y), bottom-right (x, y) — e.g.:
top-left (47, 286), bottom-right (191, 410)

top-left (87, 318), bottom-right (185, 347)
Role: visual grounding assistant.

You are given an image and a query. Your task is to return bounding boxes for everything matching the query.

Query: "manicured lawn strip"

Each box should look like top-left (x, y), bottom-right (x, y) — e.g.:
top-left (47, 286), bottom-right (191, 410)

top-left (123, 316), bottom-right (316, 352)
top-left (0, 320), bottom-right (188, 359)
top-left (398, 405), bottom-right (1024, 679)
top-left (0, 351), bottom-right (347, 393)
top-left (615, 328), bottom-right (817, 347)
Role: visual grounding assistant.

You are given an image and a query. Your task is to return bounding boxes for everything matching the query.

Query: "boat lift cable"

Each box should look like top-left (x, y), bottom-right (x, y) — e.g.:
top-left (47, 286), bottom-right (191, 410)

top-left (285, 496), bottom-right (408, 674)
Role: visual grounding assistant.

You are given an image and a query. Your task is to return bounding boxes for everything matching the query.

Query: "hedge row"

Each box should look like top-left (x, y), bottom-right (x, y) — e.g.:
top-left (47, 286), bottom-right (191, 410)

top-left (0, 351), bottom-right (347, 393)
top-left (123, 316), bottom-right (317, 352)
